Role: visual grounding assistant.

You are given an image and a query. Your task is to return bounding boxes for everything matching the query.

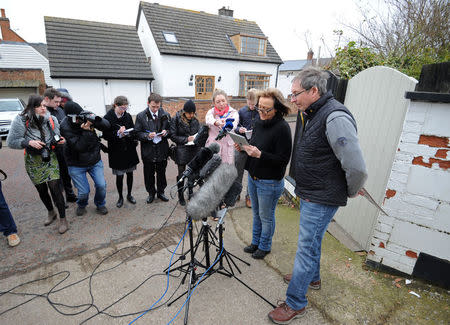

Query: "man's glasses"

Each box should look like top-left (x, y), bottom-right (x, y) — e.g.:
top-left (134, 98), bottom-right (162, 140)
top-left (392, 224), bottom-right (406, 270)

top-left (256, 106), bottom-right (274, 114)
top-left (290, 88), bottom-right (309, 99)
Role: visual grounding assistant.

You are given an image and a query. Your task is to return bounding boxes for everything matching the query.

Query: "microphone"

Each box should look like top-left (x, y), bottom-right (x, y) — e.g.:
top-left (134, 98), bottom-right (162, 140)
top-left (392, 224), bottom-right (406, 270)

top-left (186, 164), bottom-right (238, 220)
top-left (194, 125), bottom-right (209, 147)
top-left (223, 181), bottom-right (242, 207)
top-left (178, 142), bottom-right (220, 184)
top-left (197, 154), bottom-right (222, 181)
top-left (215, 118), bottom-right (234, 141)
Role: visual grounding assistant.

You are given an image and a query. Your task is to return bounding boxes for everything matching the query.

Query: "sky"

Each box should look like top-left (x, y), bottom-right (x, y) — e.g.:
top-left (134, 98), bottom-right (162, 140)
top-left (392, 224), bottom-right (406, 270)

top-left (1, 0), bottom-right (364, 61)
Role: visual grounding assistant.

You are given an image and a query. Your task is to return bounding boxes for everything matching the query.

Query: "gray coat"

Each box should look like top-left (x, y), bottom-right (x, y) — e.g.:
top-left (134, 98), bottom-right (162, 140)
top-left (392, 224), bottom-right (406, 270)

top-left (7, 112), bottom-right (60, 150)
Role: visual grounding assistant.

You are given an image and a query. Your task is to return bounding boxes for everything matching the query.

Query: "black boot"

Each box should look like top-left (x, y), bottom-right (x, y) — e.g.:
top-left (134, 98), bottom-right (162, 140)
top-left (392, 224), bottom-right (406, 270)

top-left (177, 176), bottom-right (186, 206)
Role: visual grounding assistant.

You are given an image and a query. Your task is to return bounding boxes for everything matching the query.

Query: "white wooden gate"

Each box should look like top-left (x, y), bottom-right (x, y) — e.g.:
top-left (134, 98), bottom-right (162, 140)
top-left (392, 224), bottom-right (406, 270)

top-left (333, 66), bottom-right (417, 250)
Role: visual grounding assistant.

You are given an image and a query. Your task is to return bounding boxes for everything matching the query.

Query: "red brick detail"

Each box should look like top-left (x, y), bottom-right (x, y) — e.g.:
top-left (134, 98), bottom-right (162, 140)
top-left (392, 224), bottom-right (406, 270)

top-left (405, 250), bottom-right (418, 259)
top-left (385, 189), bottom-right (396, 199)
top-left (0, 13), bottom-right (27, 42)
top-left (435, 149), bottom-right (449, 159)
top-left (418, 135), bottom-right (449, 148)
top-left (412, 156), bottom-right (450, 170)
top-left (0, 70), bottom-right (46, 95)
top-left (379, 242), bottom-right (385, 248)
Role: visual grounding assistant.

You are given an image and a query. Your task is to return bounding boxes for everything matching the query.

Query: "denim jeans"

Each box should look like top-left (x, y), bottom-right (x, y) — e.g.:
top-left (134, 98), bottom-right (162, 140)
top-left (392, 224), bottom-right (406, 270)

top-left (247, 176), bottom-right (284, 252)
top-left (286, 199), bottom-right (339, 310)
top-left (68, 160), bottom-right (106, 208)
top-left (0, 181), bottom-right (17, 237)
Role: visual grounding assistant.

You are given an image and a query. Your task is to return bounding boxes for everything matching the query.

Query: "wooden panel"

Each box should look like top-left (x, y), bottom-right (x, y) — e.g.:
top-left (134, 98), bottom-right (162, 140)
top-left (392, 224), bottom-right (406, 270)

top-left (333, 66), bottom-right (417, 250)
top-left (195, 75), bottom-right (215, 100)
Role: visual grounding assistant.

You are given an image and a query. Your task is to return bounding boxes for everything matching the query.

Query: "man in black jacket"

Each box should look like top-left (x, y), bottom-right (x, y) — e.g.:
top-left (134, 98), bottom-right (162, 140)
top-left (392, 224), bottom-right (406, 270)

top-left (60, 101), bottom-right (111, 216)
top-left (135, 93), bottom-right (170, 203)
top-left (43, 88), bottom-right (77, 203)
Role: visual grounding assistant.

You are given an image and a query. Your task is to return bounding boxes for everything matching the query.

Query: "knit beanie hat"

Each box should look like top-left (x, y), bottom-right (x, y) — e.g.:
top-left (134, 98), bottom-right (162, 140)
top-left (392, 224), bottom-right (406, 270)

top-left (64, 101), bottom-right (83, 115)
top-left (56, 88), bottom-right (73, 101)
top-left (183, 100), bottom-right (196, 113)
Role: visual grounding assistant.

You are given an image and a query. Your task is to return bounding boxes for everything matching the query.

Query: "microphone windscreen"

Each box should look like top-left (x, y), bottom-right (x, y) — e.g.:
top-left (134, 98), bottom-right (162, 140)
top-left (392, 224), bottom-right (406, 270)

top-left (208, 142), bottom-right (220, 154)
top-left (186, 164), bottom-right (237, 220)
top-left (194, 125), bottom-right (209, 147)
top-left (223, 181), bottom-right (242, 207)
top-left (199, 154), bottom-right (222, 180)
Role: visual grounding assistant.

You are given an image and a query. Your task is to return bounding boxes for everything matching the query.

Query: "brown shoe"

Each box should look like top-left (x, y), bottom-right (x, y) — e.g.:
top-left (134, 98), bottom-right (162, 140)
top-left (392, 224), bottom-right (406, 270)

top-left (58, 218), bottom-right (69, 234)
top-left (245, 195), bottom-right (251, 208)
top-left (283, 274), bottom-right (321, 290)
top-left (45, 209), bottom-right (57, 226)
top-left (268, 301), bottom-right (306, 324)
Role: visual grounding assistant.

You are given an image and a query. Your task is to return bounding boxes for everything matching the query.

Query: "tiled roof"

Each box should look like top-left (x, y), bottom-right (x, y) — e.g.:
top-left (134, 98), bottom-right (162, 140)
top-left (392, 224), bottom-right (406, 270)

top-left (44, 17), bottom-right (153, 80)
top-left (279, 60), bottom-right (309, 71)
top-left (138, 2), bottom-right (282, 64)
top-left (28, 43), bottom-right (48, 59)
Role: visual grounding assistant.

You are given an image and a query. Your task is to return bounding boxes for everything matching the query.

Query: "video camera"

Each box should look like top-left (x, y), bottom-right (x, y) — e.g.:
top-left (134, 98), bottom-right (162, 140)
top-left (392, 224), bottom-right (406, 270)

top-left (67, 111), bottom-right (102, 125)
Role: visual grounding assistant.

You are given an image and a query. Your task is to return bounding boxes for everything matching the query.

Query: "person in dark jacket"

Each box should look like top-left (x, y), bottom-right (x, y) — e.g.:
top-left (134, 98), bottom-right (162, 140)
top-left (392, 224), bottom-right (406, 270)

top-left (60, 101), bottom-right (111, 216)
top-left (169, 100), bottom-right (201, 205)
top-left (134, 93), bottom-right (170, 204)
top-left (103, 96), bottom-right (139, 208)
top-left (43, 88), bottom-right (77, 203)
top-left (268, 67), bottom-right (367, 325)
top-left (235, 88), bottom-right (292, 260)
top-left (234, 88), bottom-right (259, 208)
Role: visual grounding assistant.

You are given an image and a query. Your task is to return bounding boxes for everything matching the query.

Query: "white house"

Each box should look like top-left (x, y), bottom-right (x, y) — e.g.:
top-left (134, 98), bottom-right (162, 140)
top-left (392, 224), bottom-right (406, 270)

top-left (44, 17), bottom-right (154, 116)
top-left (136, 2), bottom-right (283, 99)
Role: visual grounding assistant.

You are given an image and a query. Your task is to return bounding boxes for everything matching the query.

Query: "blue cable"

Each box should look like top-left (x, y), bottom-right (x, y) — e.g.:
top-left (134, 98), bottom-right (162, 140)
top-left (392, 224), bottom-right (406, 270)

top-left (128, 220), bottom-right (189, 325)
top-left (166, 240), bottom-right (224, 325)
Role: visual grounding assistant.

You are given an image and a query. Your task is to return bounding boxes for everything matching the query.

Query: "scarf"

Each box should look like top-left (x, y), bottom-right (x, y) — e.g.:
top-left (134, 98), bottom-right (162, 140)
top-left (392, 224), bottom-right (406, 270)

top-left (214, 105), bottom-right (230, 118)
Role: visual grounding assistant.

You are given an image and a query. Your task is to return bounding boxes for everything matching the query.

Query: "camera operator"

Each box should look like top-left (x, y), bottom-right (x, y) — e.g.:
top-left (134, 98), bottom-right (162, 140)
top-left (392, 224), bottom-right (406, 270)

top-left (7, 95), bottom-right (69, 234)
top-left (43, 87), bottom-right (77, 203)
top-left (60, 101), bottom-right (111, 216)
top-left (103, 96), bottom-right (139, 208)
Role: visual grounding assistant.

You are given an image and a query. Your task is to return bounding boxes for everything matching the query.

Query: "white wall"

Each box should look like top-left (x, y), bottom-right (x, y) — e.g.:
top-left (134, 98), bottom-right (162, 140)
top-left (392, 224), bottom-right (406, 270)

top-left (54, 78), bottom-right (150, 116)
top-left (137, 9), bottom-right (278, 97)
top-left (367, 100), bottom-right (450, 274)
top-left (277, 71), bottom-right (295, 98)
top-left (0, 43), bottom-right (53, 85)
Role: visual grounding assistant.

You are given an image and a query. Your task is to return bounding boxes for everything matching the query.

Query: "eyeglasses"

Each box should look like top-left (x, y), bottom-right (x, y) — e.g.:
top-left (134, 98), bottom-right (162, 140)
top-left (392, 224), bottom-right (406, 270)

top-left (256, 106), bottom-right (274, 114)
top-left (290, 88), bottom-right (309, 99)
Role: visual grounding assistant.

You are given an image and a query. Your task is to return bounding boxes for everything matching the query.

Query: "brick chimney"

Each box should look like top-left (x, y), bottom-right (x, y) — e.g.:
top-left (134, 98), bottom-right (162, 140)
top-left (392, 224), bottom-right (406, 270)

top-left (0, 9), bottom-right (26, 42)
top-left (307, 49), bottom-right (314, 61)
top-left (218, 6), bottom-right (233, 17)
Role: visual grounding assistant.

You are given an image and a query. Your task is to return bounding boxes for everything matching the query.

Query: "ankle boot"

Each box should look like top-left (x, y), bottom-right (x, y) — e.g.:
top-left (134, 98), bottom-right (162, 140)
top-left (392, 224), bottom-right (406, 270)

top-left (45, 209), bottom-right (57, 226)
top-left (177, 176), bottom-right (186, 206)
top-left (58, 217), bottom-right (69, 234)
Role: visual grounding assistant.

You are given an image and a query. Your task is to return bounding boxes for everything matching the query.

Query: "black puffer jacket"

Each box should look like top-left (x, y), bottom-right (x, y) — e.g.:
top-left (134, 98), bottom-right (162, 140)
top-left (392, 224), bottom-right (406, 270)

top-left (102, 109), bottom-right (139, 170)
top-left (134, 107), bottom-right (170, 163)
top-left (169, 111), bottom-right (201, 165)
top-left (60, 114), bottom-right (111, 167)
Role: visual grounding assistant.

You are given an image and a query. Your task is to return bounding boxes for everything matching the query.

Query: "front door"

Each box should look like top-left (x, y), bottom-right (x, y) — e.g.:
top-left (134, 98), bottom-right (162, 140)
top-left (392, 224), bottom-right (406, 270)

top-left (195, 75), bottom-right (215, 100)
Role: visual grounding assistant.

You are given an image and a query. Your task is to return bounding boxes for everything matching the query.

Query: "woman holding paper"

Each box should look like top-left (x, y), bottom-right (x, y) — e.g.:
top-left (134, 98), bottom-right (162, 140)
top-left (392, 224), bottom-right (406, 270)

top-left (235, 88), bottom-right (292, 259)
top-left (169, 100), bottom-right (201, 205)
top-left (103, 96), bottom-right (139, 208)
top-left (205, 89), bottom-right (239, 164)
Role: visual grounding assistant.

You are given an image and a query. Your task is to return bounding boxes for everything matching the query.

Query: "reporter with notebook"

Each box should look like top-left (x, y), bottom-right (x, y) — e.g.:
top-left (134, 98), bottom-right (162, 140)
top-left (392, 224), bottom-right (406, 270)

top-left (169, 100), bottom-right (201, 205)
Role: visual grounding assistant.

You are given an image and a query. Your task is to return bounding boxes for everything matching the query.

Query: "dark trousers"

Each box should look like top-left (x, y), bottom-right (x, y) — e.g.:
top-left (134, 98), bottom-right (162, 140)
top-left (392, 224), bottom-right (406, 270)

top-left (143, 160), bottom-right (168, 195)
top-left (0, 181), bottom-right (17, 237)
top-left (55, 148), bottom-right (75, 197)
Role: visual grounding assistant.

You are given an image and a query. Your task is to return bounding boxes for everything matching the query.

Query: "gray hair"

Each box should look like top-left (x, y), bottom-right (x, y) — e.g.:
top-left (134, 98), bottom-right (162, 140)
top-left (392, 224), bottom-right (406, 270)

top-left (292, 67), bottom-right (328, 95)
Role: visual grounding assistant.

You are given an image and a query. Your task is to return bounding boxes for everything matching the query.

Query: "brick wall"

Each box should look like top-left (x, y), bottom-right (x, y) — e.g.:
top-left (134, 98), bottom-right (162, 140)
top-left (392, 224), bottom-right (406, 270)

top-left (0, 69), bottom-right (46, 94)
top-left (0, 10), bottom-right (26, 43)
top-left (367, 100), bottom-right (450, 274)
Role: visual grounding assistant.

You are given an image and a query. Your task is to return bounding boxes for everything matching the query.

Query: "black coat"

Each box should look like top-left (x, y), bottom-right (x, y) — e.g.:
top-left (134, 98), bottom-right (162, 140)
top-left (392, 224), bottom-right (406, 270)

top-left (134, 107), bottom-right (171, 163)
top-left (102, 109), bottom-right (139, 170)
top-left (170, 111), bottom-right (201, 165)
top-left (60, 114), bottom-right (111, 167)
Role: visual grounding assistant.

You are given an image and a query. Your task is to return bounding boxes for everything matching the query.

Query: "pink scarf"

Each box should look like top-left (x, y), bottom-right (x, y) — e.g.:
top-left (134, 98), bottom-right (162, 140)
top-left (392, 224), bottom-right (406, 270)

top-left (214, 105), bottom-right (230, 118)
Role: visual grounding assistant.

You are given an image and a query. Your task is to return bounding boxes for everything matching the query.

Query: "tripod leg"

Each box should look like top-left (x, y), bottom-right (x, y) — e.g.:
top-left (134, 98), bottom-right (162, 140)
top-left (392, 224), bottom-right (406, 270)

top-left (183, 266), bottom-right (194, 325)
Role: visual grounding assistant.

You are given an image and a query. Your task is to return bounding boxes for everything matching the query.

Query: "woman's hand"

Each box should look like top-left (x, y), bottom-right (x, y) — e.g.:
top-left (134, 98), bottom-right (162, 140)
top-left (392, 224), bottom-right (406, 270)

top-left (118, 126), bottom-right (126, 136)
top-left (148, 132), bottom-right (156, 139)
top-left (188, 135), bottom-right (195, 142)
top-left (242, 145), bottom-right (261, 158)
top-left (214, 120), bottom-right (225, 128)
top-left (58, 136), bottom-right (66, 145)
top-left (81, 121), bottom-right (92, 130)
top-left (29, 140), bottom-right (45, 149)
top-left (239, 127), bottom-right (247, 134)
top-left (234, 143), bottom-right (241, 151)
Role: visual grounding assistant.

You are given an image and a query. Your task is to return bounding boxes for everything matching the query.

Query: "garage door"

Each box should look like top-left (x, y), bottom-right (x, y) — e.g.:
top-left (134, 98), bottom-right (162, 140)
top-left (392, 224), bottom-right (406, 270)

top-left (0, 88), bottom-right (37, 103)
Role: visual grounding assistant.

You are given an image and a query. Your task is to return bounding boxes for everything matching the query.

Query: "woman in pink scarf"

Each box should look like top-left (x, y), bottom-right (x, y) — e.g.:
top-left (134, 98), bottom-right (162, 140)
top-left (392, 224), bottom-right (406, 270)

top-left (205, 89), bottom-right (239, 164)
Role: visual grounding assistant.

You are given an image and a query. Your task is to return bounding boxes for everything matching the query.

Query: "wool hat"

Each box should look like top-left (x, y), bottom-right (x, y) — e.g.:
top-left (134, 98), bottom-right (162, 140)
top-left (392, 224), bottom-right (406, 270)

top-left (56, 88), bottom-right (73, 101)
top-left (64, 101), bottom-right (83, 115)
top-left (183, 100), bottom-right (196, 113)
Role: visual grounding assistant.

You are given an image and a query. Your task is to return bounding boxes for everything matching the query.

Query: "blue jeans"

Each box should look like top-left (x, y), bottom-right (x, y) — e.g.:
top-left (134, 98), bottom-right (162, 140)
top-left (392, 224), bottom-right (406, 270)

top-left (248, 176), bottom-right (284, 252)
top-left (0, 181), bottom-right (17, 237)
top-left (286, 199), bottom-right (338, 310)
top-left (68, 160), bottom-right (106, 208)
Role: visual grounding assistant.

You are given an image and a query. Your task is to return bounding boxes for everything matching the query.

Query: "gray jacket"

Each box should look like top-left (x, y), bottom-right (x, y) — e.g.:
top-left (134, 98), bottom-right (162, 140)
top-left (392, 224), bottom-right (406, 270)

top-left (7, 112), bottom-right (60, 149)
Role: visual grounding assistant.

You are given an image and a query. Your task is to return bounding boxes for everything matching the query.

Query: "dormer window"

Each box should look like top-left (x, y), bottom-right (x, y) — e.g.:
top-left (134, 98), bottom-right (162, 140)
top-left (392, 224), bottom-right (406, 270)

top-left (229, 34), bottom-right (267, 56)
top-left (163, 31), bottom-right (178, 44)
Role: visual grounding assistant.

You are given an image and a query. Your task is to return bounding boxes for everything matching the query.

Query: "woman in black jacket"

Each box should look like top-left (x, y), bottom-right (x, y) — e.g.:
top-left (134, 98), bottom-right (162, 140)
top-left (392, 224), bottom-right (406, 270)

top-left (169, 100), bottom-right (201, 205)
top-left (103, 96), bottom-right (140, 208)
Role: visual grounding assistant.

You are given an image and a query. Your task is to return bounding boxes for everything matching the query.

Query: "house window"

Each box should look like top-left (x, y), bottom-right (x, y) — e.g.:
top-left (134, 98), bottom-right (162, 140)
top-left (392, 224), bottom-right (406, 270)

top-left (163, 31), bottom-right (178, 44)
top-left (239, 72), bottom-right (271, 96)
top-left (229, 34), bottom-right (267, 56)
top-left (195, 75), bottom-right (215, 100)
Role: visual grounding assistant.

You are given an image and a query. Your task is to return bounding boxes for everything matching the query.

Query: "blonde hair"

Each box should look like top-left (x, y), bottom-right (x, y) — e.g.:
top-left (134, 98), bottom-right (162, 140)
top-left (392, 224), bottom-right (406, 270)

top-left (257, 88), bottom-right (291, 116)
top-left (246, 88), bottom-right (258, 102)
top-left (212, 89), bottom-right (228, 103)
